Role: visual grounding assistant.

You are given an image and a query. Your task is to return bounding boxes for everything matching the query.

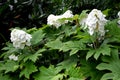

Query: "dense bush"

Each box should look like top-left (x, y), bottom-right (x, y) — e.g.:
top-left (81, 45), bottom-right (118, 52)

top-left (0, 8), bottom-right (120, 80)
top-left (0, 0), bottom-right (120, 80)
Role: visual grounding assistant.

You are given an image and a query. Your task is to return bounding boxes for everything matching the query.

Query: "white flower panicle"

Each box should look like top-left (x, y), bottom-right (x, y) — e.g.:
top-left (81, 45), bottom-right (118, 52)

top-left (118, 11), bottom-right (120, 18)
top-left (47, 10), bottom-right (73, 28)
top-left (62, 10), bottom-right (74, 24)
top-left (9, 54), bottom-right (18, 61)
top-left (117, 11), bottom-right (120, 25)
top-left (85, 9), bottom-right (107, 36)
top-left (47, 14), bottom-right (63, 28)
top-left (62, 10), bottom-right (74, 19)
top-left (10, 29), bottom-right (32, 49)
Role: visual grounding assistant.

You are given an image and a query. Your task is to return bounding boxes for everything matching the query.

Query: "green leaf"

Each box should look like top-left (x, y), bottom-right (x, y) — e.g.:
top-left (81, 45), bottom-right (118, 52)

top-left (94, 44), bottom-right (111, 60)
top-left (34, 65), bottom-right (66, 80)
top-left (70, 48), bottom-right (79, 56)
top-left (60, 41), bottom-right (85, 56)
top-left (96, 49), bottom-right (120, 80)
top-left (45, 39), bottom-right (63, 49)
top-left (102, 9), bottom-right (111, 16)
top-left (79, 10), bottom-right (88, 21)
top-left (35, 48), bottom-right (46, 54)
top-left (61, 25), bottom-right (76, 37)
top-left (0, 74), bottom-right (12, 80)
top-left (86, 44), bottom-right (111, 60)
top-left (23, 48), bottom-right (45, 62)
top-left (73, 14), bottom-right (79, 20)
top-left (20, 61), bottom-right (37, 79)
top-left (100, 73), bottom-right (114, 80)
top-left (80, 59), bottom-right (103, 80)
top-left (57, 56), bottom-right (78, 71)
top-left (0, 60), bottom-right (19, 73)
top-left (23, 53), bottom-right (42, 62)
top-left (86, 50), bottom-right (95, 60)
top-left (51, 74), bottom-right (66, 80)
top-left (105, 20), bottom-right (120, 43)
top-left (46, 37), bottom-right (86, 56)
top-left (67, 66), bottom-right (85, 80)
top-left (1, 42), bottom-right (19, 59)
top-left (31, 29), bottom-right (45, 45)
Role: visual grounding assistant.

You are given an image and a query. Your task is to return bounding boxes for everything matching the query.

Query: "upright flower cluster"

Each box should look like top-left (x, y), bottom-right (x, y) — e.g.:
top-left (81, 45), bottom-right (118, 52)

top-left (47, 10), bottom-right (74, 28)
top-left (10, 29), bottom-right (32, 49)
top-left (85, 9), bottom-right (107, 36)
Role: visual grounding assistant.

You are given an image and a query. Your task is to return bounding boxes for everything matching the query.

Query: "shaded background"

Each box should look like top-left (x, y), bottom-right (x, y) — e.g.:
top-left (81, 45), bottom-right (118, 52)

top-left (0, 0), bottom-right (120, 49)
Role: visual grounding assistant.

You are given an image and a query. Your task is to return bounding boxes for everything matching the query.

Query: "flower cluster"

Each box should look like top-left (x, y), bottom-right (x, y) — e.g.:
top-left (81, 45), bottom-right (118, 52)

top-left (9, 54), bottom-right (18, 61)
top-left (47, 10), bottom-right (73, 28)
top-left (10, 29), bottom-right (32, 49)
top-left (81, 9), bottom-right (108, 36)
top-left (118, 11), bottom-right (120, 18)
top-left (118, 11), bottom-right (120, 25)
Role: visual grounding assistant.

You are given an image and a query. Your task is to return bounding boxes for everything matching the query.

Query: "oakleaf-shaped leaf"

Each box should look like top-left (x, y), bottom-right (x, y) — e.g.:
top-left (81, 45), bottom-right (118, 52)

top-left (31, 29), bottom-right (45, 45)
top-left (94, 44), bottom-right (111, 60)
top-left (1, 43), bottom-right (19, 59)
top-left (35, 48), bottom-right (46, 54)
top-left (57, 56), bottom-right (78, 71)
top-left (60, 41), bottom-right (85, 56)
top-left (23, 53), bottom-right (42, 62)
top-left (61, 25), bottom-right (76, 37)
top-left (34, 65), bottom-right (65, 80)
top-left (86, 50), bottom-right (95, 60)
top-left (0, 60), bottom-right (19, 73)
top-left (96, 49), bottom-right (120, 80)
top-left (23, 49), bottom-right (45, 62)
top-left (80, 59), bottom-right (103, 80)
top-left (67, 66), bottom-right (85, 80)
top-left (45, 39), bottom-right (63, 49)
top-left (20, 61), bottom-right (37, 79)
top-left (86, 44), bottom-right (111, 60)
top-left (100, 73), bottom-right (114, 80)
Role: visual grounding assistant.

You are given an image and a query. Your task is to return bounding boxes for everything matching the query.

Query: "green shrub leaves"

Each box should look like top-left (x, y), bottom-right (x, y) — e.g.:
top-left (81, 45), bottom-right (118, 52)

top-left (1, 8), bottom-right (120, 80)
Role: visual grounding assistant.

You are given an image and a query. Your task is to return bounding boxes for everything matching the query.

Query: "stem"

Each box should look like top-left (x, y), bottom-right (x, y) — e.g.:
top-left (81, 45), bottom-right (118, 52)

top-left (76, 19), bottom-right (80, 27)
top-left (95, 37), bottom-right (99, 48)
top-left (90, 35), bottom-right (97, 49)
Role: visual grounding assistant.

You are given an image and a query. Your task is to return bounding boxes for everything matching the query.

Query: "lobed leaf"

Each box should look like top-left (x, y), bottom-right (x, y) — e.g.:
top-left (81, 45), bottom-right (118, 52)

top-left (96, 49), bottom-right (120, 80)
top-left (86, 44), bottom-right (111, 60)
top-left (0, 60), bottom-right (19, 73)
top-left (31, 29), bottom-right (45, 45)
top-left (20, 61), bottom-right (37, 79)
top-left (33, 65), bottom-right (66, 80)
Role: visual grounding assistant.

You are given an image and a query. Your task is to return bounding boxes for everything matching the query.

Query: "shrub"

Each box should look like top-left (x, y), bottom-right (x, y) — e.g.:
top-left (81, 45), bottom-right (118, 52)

top-left (0, 8), bottom-right (120, 80)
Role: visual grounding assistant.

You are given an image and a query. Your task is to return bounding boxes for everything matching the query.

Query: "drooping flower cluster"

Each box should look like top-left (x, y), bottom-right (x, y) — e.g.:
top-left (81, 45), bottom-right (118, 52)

top-left (47, 10), bottom-right (74, 28)
top-left (84, 9), bottom-right (107, 36)
top-left (9, 54), bottom-right (18, 61)
top-left (10, 29), bottom-right (32, 49)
